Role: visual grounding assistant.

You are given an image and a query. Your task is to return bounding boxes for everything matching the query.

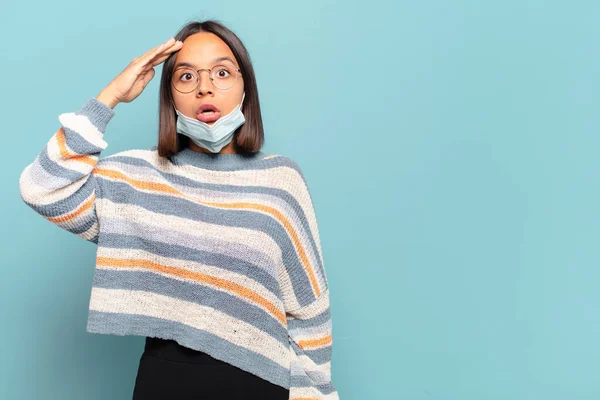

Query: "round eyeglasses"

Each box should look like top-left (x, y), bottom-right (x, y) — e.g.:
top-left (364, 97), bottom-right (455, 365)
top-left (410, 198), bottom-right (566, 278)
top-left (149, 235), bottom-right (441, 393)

top-left (172, 64), bottom-right (242, 92)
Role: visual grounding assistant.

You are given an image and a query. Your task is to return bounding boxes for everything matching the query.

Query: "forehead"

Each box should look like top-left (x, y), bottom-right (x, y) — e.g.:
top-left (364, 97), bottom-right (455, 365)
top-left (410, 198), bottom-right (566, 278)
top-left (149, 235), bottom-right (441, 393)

top-left (175, 32), bottom-right (239, 67)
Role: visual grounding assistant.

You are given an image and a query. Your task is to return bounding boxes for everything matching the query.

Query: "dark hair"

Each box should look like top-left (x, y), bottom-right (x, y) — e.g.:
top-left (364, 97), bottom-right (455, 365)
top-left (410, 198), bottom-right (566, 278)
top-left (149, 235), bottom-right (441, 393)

top-left (157, 20), bottom-right (264, 158)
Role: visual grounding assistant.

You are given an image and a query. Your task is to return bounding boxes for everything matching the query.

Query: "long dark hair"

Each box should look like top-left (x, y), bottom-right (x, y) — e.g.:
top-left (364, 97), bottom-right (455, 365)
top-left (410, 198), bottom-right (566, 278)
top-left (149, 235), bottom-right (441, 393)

top-left (157, 20), bottom-right (264, 158)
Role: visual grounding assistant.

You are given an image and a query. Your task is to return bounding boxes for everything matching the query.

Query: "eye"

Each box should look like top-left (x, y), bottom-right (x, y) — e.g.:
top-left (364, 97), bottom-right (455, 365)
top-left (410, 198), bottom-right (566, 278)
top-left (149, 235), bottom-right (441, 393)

top-left (180, 72), bottom-right (193, 81)
top-left (215, 68), bottom-right (230, 78)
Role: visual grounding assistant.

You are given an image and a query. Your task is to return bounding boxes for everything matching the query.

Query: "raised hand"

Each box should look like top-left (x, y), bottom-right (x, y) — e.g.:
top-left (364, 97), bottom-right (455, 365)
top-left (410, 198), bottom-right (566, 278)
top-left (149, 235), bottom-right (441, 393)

top-left (97, 38), bottom-right (183, 108)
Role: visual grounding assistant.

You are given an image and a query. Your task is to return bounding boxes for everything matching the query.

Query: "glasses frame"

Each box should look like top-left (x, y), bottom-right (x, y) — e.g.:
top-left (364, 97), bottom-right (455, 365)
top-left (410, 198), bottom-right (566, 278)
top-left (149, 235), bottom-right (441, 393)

top-left (171, 64), bottom-right (242, 93)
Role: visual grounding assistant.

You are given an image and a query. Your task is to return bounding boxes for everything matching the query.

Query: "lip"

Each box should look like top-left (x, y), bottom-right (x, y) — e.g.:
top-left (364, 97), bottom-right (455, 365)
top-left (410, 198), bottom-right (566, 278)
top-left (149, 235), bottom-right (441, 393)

top-left (196, 110), bottom-right (221, 123)
top-left (196, 103), bottom-right (221, 123)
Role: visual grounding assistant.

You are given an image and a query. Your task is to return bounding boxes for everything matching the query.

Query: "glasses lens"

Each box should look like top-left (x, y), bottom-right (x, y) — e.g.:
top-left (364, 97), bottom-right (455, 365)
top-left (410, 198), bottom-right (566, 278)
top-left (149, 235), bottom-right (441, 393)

top-left (172, 65), bottom-right (239, 92)
top-left (173, 68), bottom-right (198, 93)
top-left (211, 64), bottom-right (238, 90)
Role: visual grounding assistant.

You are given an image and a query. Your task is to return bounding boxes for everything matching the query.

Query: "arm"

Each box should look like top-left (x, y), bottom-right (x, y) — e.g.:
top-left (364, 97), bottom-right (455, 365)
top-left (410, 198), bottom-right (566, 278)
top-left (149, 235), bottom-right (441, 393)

top-left (18, 96), bottom-right (116, 244)
top-left (282, 162), bottom-right (340, 400)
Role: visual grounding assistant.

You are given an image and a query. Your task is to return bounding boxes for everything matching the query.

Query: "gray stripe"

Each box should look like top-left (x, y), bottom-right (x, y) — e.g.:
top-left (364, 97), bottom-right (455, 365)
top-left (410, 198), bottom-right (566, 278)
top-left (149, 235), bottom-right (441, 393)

top-left (99, 180), bottom-right (318, 308)
top-left (86, 310), bottom-right (291, 389)
top-left (25, 147), bottom-right (98, 224)
top-left (25, 157), bottom-right (75, 191)
top-left (290, 339), bottom-right (332, 365)
top-left (167, 146), bottom-right (278, 172)
top-left (101, 214), bottom-right (279, 278)
top-left (290, 372), bottom-right (337, 395)
top-left (23, 195), bottom-right (97, 234)
top-left (289, 319), bottom-right (332, 337)
top-left (61, 212), bottom-right (96, 235)
top-left (73, 96), bottom-right (115, 133)
top-left (37, 142), bottom-right (87, 183)
top-left (88, 232), bottom-right (99, 244)
top-left (92, 268), bottom-right (289, 347)
top-left (288, 306), bottom-right (332, 329)
top-left (98, 231), bottom-right (282, 297)
top-left (104, 160), bottom-right (322, 273)
top-left (101, 155), bottom-right (324, 281)
top-left (130, 147), bottom-right (303, 174)
top-left (61, 124), bottom-right (105, 155)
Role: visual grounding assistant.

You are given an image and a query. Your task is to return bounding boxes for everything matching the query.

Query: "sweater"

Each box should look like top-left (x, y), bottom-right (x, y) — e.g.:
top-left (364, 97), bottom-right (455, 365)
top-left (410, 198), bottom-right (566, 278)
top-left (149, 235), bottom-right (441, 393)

top-left (19, 96), bottom-right (339, 400)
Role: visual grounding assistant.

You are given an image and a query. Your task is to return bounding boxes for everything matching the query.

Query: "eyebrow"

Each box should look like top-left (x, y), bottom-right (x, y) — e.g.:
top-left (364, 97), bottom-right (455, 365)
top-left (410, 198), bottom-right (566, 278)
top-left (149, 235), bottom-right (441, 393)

top-left (174, 56), bottom-right (237, 69)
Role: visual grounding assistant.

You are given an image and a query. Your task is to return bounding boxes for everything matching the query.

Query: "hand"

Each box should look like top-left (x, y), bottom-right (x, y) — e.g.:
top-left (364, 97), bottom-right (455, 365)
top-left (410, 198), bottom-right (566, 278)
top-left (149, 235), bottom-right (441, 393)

top-left (98, 38), bottom-right (183, 107)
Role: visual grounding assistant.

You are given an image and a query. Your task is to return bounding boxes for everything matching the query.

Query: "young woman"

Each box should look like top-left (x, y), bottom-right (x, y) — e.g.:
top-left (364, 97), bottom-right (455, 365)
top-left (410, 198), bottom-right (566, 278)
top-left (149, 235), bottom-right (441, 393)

top-left (19, 20), bottom-right (339, 400)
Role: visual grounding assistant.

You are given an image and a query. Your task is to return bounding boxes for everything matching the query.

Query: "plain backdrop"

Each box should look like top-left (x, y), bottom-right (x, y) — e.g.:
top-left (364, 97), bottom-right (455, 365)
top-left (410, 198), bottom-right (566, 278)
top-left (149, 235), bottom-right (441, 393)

top-left (2, 1), bottom-right (599, 399)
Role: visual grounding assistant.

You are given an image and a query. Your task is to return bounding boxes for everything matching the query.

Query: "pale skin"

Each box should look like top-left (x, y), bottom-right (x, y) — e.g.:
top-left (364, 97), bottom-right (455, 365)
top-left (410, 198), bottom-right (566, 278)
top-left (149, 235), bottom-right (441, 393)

top-left (97, 32), bottom-right (245, 155)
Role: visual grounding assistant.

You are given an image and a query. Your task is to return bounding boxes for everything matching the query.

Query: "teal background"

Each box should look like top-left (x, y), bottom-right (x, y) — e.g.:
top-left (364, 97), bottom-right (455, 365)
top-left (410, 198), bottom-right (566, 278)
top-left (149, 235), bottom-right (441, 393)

top-left (2, 1), bottom-right (599, 399)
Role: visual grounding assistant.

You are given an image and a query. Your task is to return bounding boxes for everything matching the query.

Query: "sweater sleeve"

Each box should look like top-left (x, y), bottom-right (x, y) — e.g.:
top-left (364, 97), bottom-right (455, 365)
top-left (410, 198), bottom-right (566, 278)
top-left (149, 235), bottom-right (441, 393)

top-left (287, 289), bottom-right (339, 399)
top-left (283, 161), bottom-right (340, 400)
top-left (18, 97), bottom-right (115, 244)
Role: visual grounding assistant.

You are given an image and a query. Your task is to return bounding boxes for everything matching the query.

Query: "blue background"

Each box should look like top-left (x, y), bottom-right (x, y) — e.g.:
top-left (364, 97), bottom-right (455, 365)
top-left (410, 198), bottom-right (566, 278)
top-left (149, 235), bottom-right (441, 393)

top-left (2, 1), bottom-right (599, 399)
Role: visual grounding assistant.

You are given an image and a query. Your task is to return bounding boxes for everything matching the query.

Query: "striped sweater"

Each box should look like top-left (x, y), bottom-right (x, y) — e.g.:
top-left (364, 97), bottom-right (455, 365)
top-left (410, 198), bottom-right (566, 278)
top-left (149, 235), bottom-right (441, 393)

top-left (19, 96), bottom-right (339, 400)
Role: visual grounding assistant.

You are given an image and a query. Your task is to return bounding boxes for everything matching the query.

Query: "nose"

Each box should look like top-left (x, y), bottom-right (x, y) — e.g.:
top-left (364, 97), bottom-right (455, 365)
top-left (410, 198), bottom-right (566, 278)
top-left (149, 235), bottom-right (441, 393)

top-left (196, 69), bottom-right (213, 96)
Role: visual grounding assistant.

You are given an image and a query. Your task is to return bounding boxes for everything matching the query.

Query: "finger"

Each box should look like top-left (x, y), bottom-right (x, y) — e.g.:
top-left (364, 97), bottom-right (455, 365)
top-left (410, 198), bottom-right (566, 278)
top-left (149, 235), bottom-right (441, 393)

top-left (157, 39), bottom-right (183, 56)
top-left (137, 38), bottom-right (176, 65)
top-left (139, 41), bottom-right (168, 61)
top-left (152, 40), bottom-right (181, 58)
top-left (142, 68), bottom-right (156, 86)
top-left (147, 41), bottom-right (183, 66)
top-left (149, 53), bottom-right (172, 67)
top-left (140, 46), bottom-right (181, 74)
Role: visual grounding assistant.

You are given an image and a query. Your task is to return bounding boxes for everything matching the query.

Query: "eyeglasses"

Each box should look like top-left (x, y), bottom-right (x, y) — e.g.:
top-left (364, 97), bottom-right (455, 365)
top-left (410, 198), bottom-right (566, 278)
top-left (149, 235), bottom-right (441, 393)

top-left (172, 64), bottom-right (242, 92)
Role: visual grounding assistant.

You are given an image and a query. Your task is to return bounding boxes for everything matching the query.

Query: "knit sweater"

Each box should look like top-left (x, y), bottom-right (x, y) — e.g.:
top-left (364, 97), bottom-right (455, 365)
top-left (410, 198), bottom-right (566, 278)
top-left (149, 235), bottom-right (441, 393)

top-left (19, 96), bottom-right (339, 400)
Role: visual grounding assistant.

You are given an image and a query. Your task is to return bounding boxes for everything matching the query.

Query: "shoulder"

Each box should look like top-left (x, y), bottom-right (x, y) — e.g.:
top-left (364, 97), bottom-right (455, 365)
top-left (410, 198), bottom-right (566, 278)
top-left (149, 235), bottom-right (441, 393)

top-left (262, 154), bottom-right (315, 202)
top-left (96, 146), bottom-right (161, 168)
top-left (263, 153), bottom-right (306, 179)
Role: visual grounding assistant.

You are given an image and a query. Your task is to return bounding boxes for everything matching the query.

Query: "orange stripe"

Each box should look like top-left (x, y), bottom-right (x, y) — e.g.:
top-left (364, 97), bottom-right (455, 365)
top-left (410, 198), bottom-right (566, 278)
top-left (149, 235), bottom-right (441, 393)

top-left (56, 127), bottom-right (97, 166)
top-left (43, 127), bottom-right (99, 223)
top-left (96, 256), bottom-right (288, 326)
top-left (49, 129), bottom-right (322, 327)
top-left (93, 167), bottom-right (322, 297)
top-left (215, 202), bottom-right (321, 298)
top-left (298, 334), bottom-right (332, 350)
top-left (46, 193), bottom-right (95, 223)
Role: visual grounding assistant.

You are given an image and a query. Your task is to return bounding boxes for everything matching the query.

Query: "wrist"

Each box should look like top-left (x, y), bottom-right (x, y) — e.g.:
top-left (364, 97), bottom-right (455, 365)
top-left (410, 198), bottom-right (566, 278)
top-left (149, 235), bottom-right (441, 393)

top-left (96, 89), bottom-right (119, 109)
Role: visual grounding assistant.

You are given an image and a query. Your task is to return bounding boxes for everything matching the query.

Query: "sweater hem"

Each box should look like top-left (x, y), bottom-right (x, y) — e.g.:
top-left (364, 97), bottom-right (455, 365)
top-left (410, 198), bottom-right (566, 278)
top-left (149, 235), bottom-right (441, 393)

top-left (85, 309), bottom-right (291, 390)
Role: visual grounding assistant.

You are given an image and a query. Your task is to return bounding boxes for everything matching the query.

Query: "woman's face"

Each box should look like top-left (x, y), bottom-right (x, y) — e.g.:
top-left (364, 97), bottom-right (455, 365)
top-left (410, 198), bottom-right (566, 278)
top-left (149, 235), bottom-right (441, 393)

top-left (171, 32), bottom-right (244, 127)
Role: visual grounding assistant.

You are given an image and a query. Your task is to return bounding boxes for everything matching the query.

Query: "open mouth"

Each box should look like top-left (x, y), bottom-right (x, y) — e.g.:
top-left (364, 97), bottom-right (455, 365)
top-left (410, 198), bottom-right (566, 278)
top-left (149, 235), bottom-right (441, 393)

top-left (196, 109), bottom-right (221, 123)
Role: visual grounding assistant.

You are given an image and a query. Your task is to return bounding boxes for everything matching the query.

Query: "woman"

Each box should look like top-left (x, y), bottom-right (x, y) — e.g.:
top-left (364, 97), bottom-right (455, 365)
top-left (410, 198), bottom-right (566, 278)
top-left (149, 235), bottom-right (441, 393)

top-left (19, 20), bottom-right (339, 400)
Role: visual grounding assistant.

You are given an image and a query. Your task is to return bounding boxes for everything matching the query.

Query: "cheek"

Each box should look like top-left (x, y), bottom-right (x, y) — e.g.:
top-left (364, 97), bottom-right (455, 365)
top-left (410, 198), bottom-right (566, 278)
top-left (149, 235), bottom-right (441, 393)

top-left (171, 91), bottom-right (179, 106)
top-left (171, 94), bottom-right (191, 113)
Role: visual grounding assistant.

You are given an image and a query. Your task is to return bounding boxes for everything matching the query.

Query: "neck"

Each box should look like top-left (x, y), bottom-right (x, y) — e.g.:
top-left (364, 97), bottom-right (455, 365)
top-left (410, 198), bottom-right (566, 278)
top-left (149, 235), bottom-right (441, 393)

top-left (171, 145), bottom-right (265, 170)
top-left (188, 141), bottom-right (239, 154)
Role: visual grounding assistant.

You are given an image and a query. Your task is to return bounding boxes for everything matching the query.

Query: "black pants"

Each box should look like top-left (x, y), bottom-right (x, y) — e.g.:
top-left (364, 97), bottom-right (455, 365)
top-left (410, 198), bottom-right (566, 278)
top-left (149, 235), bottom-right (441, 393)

top-left (132, 337), bottom-right (290, 400)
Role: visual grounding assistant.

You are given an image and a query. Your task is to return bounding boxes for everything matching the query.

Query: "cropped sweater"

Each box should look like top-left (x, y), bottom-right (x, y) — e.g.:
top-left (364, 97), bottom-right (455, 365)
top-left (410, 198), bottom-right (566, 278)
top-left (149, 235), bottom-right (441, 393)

top-left (18, 97), bottom-right (339, 400)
